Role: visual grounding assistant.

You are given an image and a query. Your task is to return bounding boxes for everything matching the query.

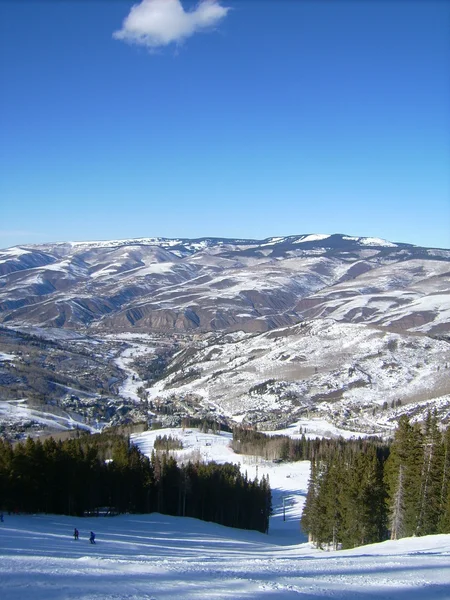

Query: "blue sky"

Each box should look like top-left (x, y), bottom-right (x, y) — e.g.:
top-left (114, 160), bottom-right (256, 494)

top-left (1, 0), bottom-right (449, 250)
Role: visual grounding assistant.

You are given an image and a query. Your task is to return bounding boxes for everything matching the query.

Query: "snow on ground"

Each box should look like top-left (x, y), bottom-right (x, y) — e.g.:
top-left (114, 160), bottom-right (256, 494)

top-left (106, 335), bottom-right (156, 403)
top-left (264, 419), bottom-right (368, 440)
top-left (358, 237), bottom-right (398, 247)
top-left (143, 318), bottom-right (450, 435)
top-left (261, 237), bottom-right (286, 246)
top-left (2, 427), bottom-right (450, 599)
top-left (10, 326), bottom-right (95, 342)
top-left (0, 247), bottom-right (31, 261)
top-left (3, 512), bottom-right (450, 600)
top-left (132, 428), bottom-right (310, 545)
top-left (0, 399), bottom-right (94, 433)
top-left (68, 237), bottom-right (183, 249)
top-left (293, 234), bottom-right (331, 244)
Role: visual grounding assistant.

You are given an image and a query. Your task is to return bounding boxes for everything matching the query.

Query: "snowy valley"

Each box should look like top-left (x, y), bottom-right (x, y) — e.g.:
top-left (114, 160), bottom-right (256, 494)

top-left (0, 233), bottom-right (449, 440)
top-left (1, 234), bottom-right (450, 599)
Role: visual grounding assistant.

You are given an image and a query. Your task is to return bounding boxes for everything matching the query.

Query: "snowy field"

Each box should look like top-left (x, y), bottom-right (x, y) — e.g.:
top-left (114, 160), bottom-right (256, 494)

top-left (1, 428), bottom-right (450, 599)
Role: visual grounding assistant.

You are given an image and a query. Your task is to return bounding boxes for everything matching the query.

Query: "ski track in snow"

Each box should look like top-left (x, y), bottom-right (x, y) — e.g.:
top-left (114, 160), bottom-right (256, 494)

top-left (1, 428), bottom-right (450, 599)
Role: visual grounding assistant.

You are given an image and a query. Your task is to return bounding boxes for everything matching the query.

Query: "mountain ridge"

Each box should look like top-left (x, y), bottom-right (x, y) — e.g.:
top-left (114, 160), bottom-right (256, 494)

top-left (0, 233), bottom-right (449, 336)
top-left (1, 232), bottom-right (449, 439)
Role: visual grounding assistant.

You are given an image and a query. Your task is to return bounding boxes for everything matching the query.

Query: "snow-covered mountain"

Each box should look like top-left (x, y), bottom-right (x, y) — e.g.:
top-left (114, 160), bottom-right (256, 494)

top-left (1, 233), bottom-right (449, 335)
top-left (139, 319), bottom-right (450, 433)
top-left (1, 233), bottom-right (449, 439)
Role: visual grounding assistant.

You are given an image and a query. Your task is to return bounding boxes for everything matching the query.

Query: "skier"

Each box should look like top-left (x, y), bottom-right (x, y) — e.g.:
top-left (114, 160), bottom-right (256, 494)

top-left (89, 531), bottom-right (96, 544)
top-left (73, 527), bottom-right (79, 540)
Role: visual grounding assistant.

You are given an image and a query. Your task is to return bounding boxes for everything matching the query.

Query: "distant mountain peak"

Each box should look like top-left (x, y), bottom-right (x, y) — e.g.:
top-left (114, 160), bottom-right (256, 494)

top-left (0, 233), bottom-right (448, 336)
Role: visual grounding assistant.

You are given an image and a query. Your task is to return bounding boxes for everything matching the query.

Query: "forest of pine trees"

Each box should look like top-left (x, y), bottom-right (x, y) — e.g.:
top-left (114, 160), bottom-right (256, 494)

top-left (3, 414), bottom-right (449, 546)
top-left (0, 431), bottom-right (271, 534)
top-left (231, 426), bottom-right (385, 463)
top-left (301, 412), bottom-right (450, 549)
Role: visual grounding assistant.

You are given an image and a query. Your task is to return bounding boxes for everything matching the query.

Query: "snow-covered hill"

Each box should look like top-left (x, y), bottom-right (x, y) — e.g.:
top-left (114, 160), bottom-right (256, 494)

top-left (1, 233), bottom-right (449, 335)
top-left (140, 320), bottom-right (450, 433)
top-left (1, 318), bottom-right (450, 438)
top-left (1, 429), bottom-right (450, 599)
top-left (0, 233), bottom-right (449, 438)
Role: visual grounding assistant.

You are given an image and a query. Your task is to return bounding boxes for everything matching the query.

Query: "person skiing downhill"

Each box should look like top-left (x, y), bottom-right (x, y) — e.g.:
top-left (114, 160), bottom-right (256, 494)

top-left (89, 531), bottom-right (96, 544)
top-left (73, 527), bottom-right (79, 540)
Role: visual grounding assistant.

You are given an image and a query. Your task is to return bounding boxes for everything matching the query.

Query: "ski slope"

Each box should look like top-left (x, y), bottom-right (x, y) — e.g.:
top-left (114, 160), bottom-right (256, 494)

top-left (1, 428), bottom-right (450, 599)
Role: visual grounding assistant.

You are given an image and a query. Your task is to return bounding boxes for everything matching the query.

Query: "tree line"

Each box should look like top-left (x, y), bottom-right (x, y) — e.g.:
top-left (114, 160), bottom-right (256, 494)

top-left (301, 412), bottom-right (450, 549)
top-left (0, 431), bottom-right (271, 534)
top-left (231, 426), bottom-right (386, 462)
top-left (153, 434), bottom-right (183, 451)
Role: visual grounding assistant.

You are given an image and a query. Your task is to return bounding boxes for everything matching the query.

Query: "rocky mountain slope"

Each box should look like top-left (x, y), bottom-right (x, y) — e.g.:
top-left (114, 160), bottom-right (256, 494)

top-left (0, 233), bottom-right (449, 439)
top-left (1, 234), bottom-right (449, 336)
top-left (145, 319), bottom-right (450, 433)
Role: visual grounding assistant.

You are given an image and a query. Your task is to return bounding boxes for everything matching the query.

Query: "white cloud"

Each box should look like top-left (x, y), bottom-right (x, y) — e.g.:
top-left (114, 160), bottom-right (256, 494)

top-left (113, 0), bottom-right (230, 49)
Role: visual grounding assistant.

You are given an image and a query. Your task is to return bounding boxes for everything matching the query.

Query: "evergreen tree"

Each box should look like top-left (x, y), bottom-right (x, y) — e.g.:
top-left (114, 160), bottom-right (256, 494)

top-left (340, 447), bottom-right (387, 548)
top-left (303, 440), bottom-right (388, 549)
top-left (302, 454), bottom-right (344, 549)
top-left (385, 416), bottom-right (423, 539)
top-left (416, 411), bottom-right (444, 535)
top-left (438, 426), bottom-right (450, 533)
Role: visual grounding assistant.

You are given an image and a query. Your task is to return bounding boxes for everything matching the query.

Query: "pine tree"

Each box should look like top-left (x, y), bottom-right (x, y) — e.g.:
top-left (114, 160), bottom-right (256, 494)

top-left (340, 447), bottom-right (387, 548)
top-left (385, 416), bottom-right (423, 539)
top-left (438, 426), bottom-right (450, 533)
top-left (416, 411), bottom-right (444, 535)
top-left (0, 439), bottom-right (13, 510)
top-left (300, 460), bottom-right (318, 542)
top-left (303, 452), bottom-right (346, 549)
